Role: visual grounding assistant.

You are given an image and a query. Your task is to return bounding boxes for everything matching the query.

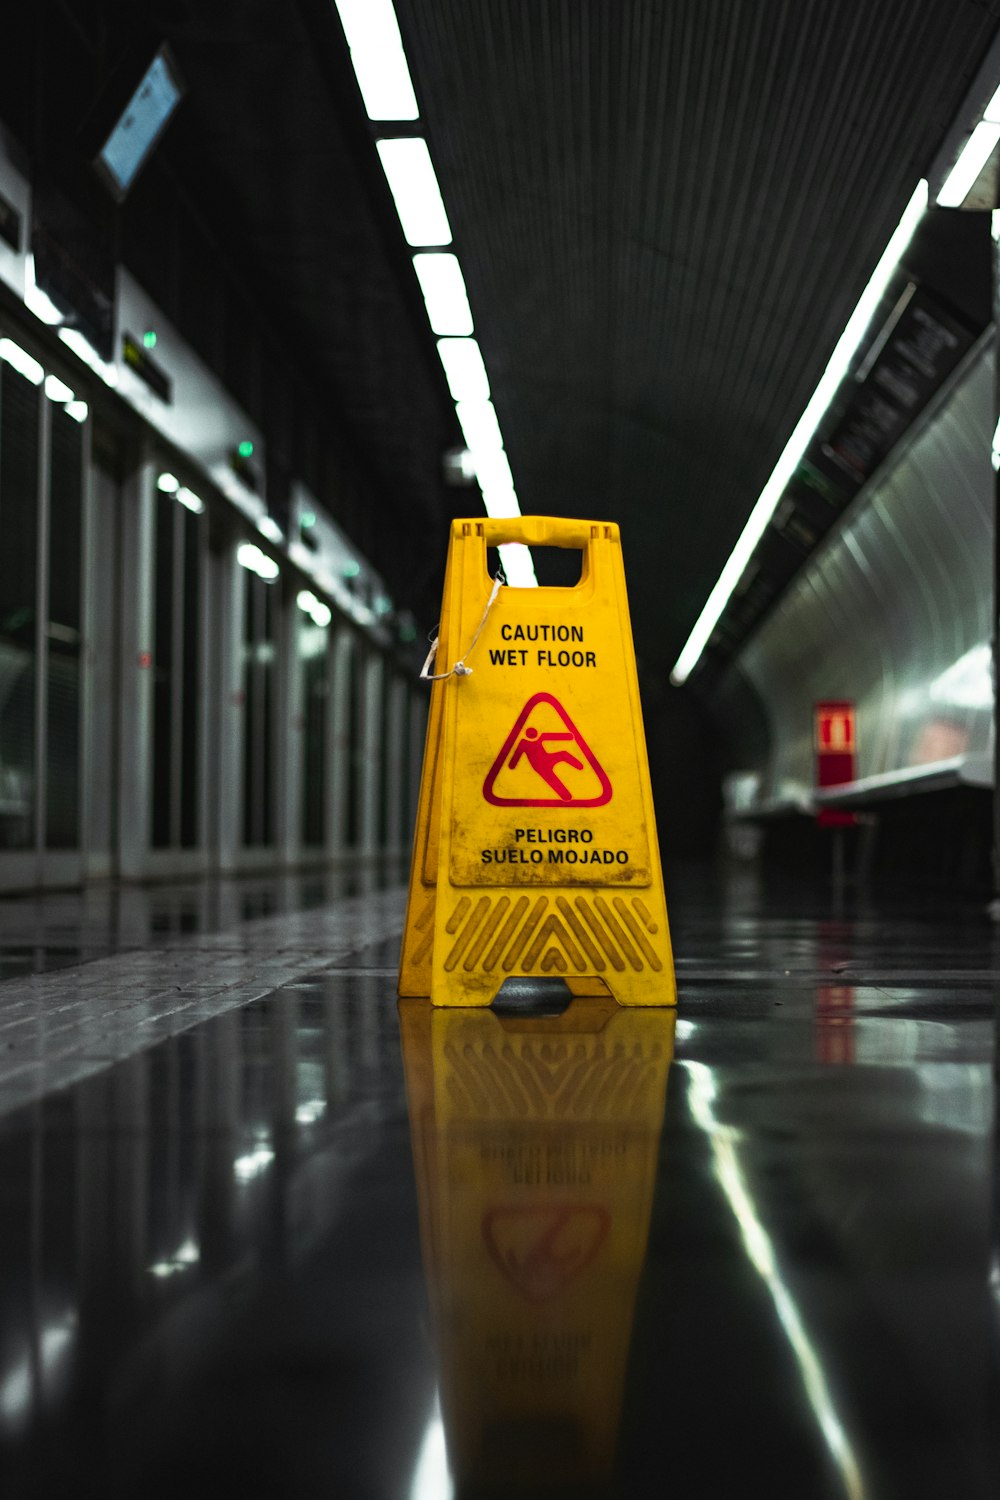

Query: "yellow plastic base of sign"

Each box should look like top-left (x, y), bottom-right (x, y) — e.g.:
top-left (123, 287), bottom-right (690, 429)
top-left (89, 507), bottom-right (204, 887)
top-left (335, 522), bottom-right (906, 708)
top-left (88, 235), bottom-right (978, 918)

top-left (400, 517), bottom-right (677, 1007)
top-left (399, 998), bottom-right (675, 1491)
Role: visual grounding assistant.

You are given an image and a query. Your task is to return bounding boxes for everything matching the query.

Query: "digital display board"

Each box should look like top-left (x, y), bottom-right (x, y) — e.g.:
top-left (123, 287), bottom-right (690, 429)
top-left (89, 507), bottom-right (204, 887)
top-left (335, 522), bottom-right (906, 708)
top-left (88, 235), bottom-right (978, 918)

top-left (95, 48), bottom-right (182, 201)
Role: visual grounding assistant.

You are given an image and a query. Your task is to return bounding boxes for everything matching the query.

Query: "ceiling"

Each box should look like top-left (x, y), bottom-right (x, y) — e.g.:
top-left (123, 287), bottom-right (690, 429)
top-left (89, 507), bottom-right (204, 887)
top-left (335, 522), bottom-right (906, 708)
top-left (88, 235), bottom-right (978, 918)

top-left (32, 0), bottom-right (1000, 675)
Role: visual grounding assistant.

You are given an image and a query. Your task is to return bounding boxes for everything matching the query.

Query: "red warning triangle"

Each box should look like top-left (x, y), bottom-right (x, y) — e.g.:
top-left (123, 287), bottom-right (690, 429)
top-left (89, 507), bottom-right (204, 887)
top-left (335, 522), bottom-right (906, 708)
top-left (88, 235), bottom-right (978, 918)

top-left (483, 692), bottom-right (612, 807)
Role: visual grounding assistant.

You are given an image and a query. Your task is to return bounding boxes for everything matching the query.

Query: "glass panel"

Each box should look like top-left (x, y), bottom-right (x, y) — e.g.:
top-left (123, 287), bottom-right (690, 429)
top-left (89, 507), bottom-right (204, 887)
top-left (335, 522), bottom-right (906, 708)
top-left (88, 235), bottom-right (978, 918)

top-left (85, 460), bottom-right (119, 857)
top-left (242, 572), bottom-right (275, 847)
top-left (153, 494), bottom-right (202, 851)
top-left (379, 671), bottom-right (392, 847)
top-left (46, 403), bottom-right (83, 849)
top-left (346, 644), bottom-right (362, 849)
top-left (262, 583), bottom-right (274, 846)
top-left (0, 367), bottom-right (39, 850)
top-left (180, 507), bottom-right (200, 847)
top-left (300, 622), bottom-right (327, 847)
top-left (242, 575), bottom-right (254, 845)
top-left (151, 491), bottom-right (175, 848)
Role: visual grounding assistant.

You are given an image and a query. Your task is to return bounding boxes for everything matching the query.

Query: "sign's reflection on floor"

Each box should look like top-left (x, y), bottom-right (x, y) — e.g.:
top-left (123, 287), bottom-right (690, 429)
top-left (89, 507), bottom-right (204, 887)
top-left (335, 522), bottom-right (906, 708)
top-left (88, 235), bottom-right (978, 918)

top-left (399, 997), bottom-right (675, 1494)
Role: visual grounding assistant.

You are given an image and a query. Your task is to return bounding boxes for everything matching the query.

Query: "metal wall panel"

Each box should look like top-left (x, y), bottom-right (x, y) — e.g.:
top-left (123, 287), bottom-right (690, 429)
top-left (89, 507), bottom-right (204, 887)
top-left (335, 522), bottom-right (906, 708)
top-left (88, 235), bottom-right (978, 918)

top-left (715, 338), bottom-right (994, 800)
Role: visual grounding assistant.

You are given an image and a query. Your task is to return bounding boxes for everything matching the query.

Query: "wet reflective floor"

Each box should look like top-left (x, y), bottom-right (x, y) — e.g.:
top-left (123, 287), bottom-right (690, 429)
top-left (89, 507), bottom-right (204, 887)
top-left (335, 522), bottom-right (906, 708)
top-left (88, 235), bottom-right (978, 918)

top-left (1, 866), bottom-right (998, 1497)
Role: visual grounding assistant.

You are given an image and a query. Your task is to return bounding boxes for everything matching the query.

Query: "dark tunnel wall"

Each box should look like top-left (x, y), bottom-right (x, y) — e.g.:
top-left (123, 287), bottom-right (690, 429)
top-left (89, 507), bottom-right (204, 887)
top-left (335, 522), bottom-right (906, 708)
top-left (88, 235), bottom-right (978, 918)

top-left (641, 676), bottom-right (723, 860)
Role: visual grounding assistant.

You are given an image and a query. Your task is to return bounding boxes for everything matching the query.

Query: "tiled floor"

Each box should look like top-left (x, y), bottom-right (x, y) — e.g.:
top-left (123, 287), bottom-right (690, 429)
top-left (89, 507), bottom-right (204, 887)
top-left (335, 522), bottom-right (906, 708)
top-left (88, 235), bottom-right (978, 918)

top-left (0, 865), bottom-right (998, 1497)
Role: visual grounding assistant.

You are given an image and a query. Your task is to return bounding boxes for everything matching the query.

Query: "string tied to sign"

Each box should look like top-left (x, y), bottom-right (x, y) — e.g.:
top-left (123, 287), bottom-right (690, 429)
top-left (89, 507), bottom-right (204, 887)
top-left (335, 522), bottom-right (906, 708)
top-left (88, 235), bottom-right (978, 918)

top-left (420, 568), bottom-right (506, 682)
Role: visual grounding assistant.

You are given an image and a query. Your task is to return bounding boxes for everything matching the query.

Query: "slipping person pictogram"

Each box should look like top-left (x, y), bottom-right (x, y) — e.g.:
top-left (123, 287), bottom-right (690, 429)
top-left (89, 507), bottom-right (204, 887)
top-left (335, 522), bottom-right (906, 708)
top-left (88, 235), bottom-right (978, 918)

top-left (483, 692), bottom-right (612, 807)
top-left (508, 726), bottom-right (583, 800)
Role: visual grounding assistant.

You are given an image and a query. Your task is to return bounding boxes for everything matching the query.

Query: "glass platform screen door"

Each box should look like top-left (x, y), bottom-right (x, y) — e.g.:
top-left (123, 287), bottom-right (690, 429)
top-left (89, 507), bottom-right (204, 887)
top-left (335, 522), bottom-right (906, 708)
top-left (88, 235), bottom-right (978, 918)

top-left (0, 349), bottom-right (88, 889)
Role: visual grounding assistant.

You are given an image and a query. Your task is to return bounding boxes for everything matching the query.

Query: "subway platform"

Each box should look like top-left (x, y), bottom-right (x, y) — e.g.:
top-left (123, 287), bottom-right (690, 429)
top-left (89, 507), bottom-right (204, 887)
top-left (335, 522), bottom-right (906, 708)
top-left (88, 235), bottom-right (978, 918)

top-left (0, 865), bottom-right (998, 1498)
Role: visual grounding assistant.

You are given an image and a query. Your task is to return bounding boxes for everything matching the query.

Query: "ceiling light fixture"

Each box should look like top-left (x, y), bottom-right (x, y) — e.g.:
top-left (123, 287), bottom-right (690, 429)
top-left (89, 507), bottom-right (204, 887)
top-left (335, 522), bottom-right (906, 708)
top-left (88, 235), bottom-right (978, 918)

top-left (0, 338), bottom-right (44, 386)
top-left (480, 485), bottom-right (521, 520)
top-left (937, 119), bottom-right (1000, 206)
top-left (297, 589), bottom-right (332, 628)
top-left (469, 447), bottom-right (514, 495)
top-left (237, 542), bottom-right (279, 580)
top-left (333, 0), bottom-right (419, 121)
top-left (437, 338), bottom-right (490, 402)
top-left (24, 256), bottom-right (64, 326)
top-left (937, 80), bottom-right (1000, 206)
top-left (364, 21), bottom-right (535, 582)
top-left (43, 374), bottom-right (75, 404)
top-left (176, 486), bottom-right (205, 514)
top-left (59, 327), bottom-right (119, 387)
top-left (376, 139), bottom-right (452, 246)
top-left (498, 544), bottom-right (538, 588)
top-left (670, 178), bottom-right (928, 685)
top-left (455, 398), bottom-right (504, 454)
top-left (257, 515), bottom-right (283, 543)
top-left (413, 253), bottom-right (474, 335)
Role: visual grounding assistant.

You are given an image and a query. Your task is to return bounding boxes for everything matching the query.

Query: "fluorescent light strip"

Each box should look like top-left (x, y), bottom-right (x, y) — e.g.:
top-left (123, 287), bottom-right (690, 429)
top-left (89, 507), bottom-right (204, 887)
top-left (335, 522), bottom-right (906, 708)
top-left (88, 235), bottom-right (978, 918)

top-left (334, 0), bottom-right (418, 121)
top-left (671, 178), bottom-right (928, 684)
top-left (438, 338), bottom-right (490, 401)
top-left (937, 119), bottom-right (1000, 206)
top-left (24, 256), bottom-right (63, 326)
top-left (367, 37), bottom-right (535, 581)
top-left (414, 253), bottom-right (474, 335)
top-left (176, 486), bottom-right (204, 515)
top-left (257, 515), bottom-right (283, 544)
top-left (498, 543), bottom-right (537, 587)
top-left (44, 374), bottom-right (75, 403)
top-left (59, 327), bottom-right (119, 387)
top-left (297, 589), bottom-right (332, 628)
top-left (455, 398), bottom-right (503, 453)
top-left (237, 542), bottom-right (279, 580)
top-left (376, 139), bottom-right (452, 247)
top-left (480, 485), bottom-right (521, 519)
top-left (0, 338), bottom-right (44, 386)
top-left (470, 446), bottom-right (514, 494)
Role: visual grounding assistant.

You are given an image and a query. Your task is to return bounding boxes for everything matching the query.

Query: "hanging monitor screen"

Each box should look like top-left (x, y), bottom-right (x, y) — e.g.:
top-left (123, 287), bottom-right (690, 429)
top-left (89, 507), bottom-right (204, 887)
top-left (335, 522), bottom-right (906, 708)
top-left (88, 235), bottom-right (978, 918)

top-left (95, 48), bottom-right (183, 200)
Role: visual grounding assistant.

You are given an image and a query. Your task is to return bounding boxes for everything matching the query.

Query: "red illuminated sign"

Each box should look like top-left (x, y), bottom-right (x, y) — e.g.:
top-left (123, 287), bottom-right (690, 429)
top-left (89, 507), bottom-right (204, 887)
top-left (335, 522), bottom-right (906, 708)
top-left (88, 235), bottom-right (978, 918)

top-left (815, 700), bottom-right (856, 827)
top-left (815, 701), bottom-right (856, 755)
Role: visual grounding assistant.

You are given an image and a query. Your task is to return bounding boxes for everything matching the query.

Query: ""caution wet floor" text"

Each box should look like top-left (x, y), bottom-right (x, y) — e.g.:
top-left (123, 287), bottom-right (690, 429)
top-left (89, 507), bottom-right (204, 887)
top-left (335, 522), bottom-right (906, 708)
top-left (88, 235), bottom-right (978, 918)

top-left (490, 623), bottom-right (596, 669)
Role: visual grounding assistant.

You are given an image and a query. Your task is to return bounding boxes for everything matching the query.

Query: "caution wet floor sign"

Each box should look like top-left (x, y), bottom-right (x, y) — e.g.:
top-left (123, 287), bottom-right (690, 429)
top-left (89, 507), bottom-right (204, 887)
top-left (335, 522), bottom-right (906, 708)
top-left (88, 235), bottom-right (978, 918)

top-left (399, 516), bottom-right (676, 1006)
top-left (483, 692), bottom-right (612, 807)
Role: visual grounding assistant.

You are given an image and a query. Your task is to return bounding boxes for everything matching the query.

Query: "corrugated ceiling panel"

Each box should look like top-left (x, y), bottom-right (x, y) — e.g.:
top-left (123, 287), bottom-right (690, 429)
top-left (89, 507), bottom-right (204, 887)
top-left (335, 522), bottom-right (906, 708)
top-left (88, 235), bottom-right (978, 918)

top-left (399, 0), bottom-right (1000, 666)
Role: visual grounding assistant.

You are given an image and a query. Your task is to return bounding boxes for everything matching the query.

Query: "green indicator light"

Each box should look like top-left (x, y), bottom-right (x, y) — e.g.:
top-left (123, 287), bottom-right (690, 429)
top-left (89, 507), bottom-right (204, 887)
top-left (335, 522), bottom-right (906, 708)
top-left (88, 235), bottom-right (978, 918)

top-left (143, 329), bottom-right (157, 350)
top-left (343, 560), bottom-right (361, 579)
top-left (238, 440), bottom-right (254, 458)
top-left (300, 511), bottom-right (317, 528)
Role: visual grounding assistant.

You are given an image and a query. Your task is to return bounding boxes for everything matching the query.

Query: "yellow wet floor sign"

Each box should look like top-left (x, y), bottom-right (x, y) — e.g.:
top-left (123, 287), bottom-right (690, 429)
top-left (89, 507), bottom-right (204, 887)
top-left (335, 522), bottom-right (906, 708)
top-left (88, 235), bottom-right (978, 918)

top-left (400, 516), bottom-right (676, 1007)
